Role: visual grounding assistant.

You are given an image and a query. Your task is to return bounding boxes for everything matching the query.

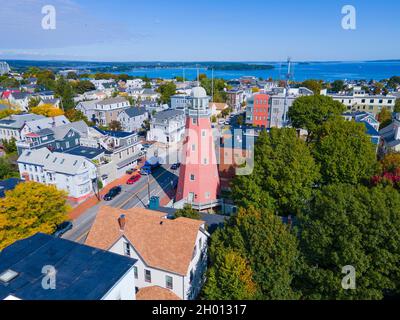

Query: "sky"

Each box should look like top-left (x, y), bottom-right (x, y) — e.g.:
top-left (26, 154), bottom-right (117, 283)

top-left (0, 0), bottom-right (399, 62)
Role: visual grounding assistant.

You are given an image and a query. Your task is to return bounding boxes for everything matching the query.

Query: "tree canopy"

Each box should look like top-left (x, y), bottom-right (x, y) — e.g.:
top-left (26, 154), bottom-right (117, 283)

top-left (231, 129), bottom-right (320, 215)
top-left (288, 95), bottom-right (346, 142)
top-left (31, 104), bottom-right (65, 117)
top-left (203, 207), bottom-right (300, 300)
top-left (0, 182), bottom-right (69, 250)
top-left (296, 184), bottom-right (400, 299)
top-left (312, 118), bottom-right (378, 185)
top-left (157, 82), bottom-right (176, 104)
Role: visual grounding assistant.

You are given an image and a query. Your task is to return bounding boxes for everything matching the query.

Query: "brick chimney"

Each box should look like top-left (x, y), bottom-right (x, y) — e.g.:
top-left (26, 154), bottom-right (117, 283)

top-left (118, 214), bottom-right (126, 231)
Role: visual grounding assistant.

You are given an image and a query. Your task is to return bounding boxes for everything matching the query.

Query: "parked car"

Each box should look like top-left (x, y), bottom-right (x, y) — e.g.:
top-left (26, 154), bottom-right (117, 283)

top-left (103, 186), bottom-right (122, 201)
top-left (53, 221), bottom-right (73, 238)
top-left (127, 174), bottom-right (141, 185)
top-left (171, 163), bottom-right (181, 170)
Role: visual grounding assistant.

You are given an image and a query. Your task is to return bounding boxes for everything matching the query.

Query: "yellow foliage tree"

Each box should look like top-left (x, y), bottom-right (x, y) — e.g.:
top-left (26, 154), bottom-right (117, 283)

top-left (0, 182), bottom-right (70, 250)
top-left (31, 104), bottom-right (64, 117)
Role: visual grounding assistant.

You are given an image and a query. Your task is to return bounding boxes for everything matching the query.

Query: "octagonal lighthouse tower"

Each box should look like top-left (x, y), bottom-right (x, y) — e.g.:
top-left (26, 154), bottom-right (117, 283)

top-left (175, 86), bottom-right (221, 211)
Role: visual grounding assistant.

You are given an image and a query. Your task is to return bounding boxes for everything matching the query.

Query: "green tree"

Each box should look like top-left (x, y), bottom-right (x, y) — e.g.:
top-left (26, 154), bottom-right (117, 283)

top-left (288, 95), bottom-right (346, 142)
top-left (157, 82), bottom-right (177, 104)
top-left (301, 79), bottom-right (323, 94)
top-left (394, 99), bottom-right (400, 113)
top-left (174, 204), bottom-right (201, 220)
top-left (28, 97), bottom-right (41, 109)
top-left (312, 118), bottom-right (378, 185)
top-left (231, 129), bottom-right (320, 215)
top-left (0, 182), bottom-right (69, 250)
top-left (330, 80), bottom-right (345, 93)
top-left (72, 80), bottom-right (96, 94)
top-left (66, 72), bottom-right (78, 80)
top-left (296, 184), bottom-right (400, 300)
top-left (206, 207), bottom-right (300, 299)
top-left (1, 138), bottom-right (17, 155)
top-left (202, 249), bottom-right (257, 300)
top-left (377, 107), bottom-right (392, 130)
top-left (0, 157), bottom-right (18, 180)
top-left (55, 77), bottom-right (74, 110)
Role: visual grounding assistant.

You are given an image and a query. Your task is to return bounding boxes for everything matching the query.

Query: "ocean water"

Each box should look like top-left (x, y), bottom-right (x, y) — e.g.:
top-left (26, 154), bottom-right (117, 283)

top-left (122, 61), bottom-right (400, 82)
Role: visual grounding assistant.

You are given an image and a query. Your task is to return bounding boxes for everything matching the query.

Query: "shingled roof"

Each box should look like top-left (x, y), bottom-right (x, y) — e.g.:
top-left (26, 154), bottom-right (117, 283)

top-left (85, 206), bottom-right (206, 276)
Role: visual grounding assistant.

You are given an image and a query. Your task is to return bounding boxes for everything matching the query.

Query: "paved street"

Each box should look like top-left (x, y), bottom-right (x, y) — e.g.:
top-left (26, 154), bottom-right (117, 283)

top-left (63, 164), bottom-right (179, 243)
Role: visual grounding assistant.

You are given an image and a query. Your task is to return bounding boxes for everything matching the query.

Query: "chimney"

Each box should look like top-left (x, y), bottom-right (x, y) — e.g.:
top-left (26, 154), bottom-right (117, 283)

top-left (118, 214), bottom-right (126, 231)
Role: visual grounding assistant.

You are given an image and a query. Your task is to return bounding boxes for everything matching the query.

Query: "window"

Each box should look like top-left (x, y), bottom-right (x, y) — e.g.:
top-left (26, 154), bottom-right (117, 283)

top-left (192, 245), bottom-right (197, 260)
top-left (145, 269), bottom-right (151, 283)
top-left (191, 144), bottom-right (196, 151)
top-left (133, 266), bottom-right (138, 279)
top-left (166, 276), bottom-right (173, 290)
top-left (190, 174), bottom-right (195, 181)
top-left (124, 242), bottom-right (131, 256)
top-left (199, 238), bottom-right (202, 249)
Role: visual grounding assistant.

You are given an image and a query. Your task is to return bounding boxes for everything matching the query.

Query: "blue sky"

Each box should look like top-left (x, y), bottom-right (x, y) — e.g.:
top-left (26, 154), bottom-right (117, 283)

top-left (0, 0), bottom-right (399, 61)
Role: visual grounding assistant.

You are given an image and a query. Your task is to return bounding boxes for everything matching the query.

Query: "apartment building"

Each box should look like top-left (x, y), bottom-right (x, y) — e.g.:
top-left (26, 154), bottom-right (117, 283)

top-left (85, 206), bottom-right (209, 300)
top-left (17, 148), bottom-right (97, 202)
top-left (327, 86), bottom-right (396, 115)
top-left (147, 109), bottom-right (185, 144)
top-left (76, 97), bottom-right (130, 126)
top-left (117, 107), bottom-right (148, 132)
top-left (0, 114), bottom-right (46, 142)
top-left (246, 93), bottom-right (270, 128)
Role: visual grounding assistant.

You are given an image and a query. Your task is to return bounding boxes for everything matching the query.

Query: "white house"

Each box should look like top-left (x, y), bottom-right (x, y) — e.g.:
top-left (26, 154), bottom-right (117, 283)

top-left (126, 79), bottom-right (145, 89)
top-left (0, 233), bottom-right (137, 301)
top-left (8, 92), bottom-right (31, 111)
top-left (85, 206), bottom-right (209, 300)
top-left (327, 86), bottom-right (396, 115)
top-left (20, 115), bottom-right (70, 140)
top-left (147, 109), bottom-right (185, 144)
top-left (0, 113), bottom-right (46, 142)
top-left (117, 107), bottom-right (148, 132)
top-left (171, 94), bottom-right (191, 110)
top-left (17, 148), bottom-right (97, 202)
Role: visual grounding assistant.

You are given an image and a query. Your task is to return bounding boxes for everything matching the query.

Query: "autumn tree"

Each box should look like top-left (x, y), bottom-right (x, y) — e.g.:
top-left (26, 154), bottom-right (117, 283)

top-left (65, 109), bottom-right (93, 125)
top-left (0, 108), bottom-right (19, 120)
top-left (31, 104), bottom-right (64, 117)
top-left (28, 97), bottom-right (41, 109)
top-left (312, 118), bottom-right (378, 185)
top-left (296, 184), bottom-right (400, 300)
top-left (301, 79), bottom-right (323, 94)
top-left (231, 129), bottom-right (320, 215)
top-left (109, 120), bottom-right (122, 131)
top-left (205, 207), bottom-right (300, 300)
top-left (202, 249), bottom-right (257, 300)
top-left (0, 182), bottom-right (70, 250)
top-left (288, 95), bottom-right (346, 142)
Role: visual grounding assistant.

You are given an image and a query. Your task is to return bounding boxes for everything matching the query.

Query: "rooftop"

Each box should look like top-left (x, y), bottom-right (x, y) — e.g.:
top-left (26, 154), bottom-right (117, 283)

top-left (123, 107), bottom-right (147, 118)
top-left (96, 97), bottom-right (127, 106)
top-left (0, 233), bottom-right (136, 300)
top-left (85, 206), bottom-right (206, 276)
top-left (153, 109), bottom-right (184, 121)
top-left (63, 146), bottom-right (105, 159)
top-left (136, 286), bottom-right (181, 300)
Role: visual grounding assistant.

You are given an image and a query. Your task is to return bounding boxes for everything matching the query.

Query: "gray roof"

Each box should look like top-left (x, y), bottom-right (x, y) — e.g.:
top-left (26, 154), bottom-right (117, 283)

top-left (97, 97), bottom-right (127, 106)
top-left (10, 92), bottom-right (31, 100)
top-left (52, 120), bottom-right (88, 140)
top-left (0, 233), bottom-right (136, 300)
top-left (153, 109), bottom-right (184, 121)
top-left (0, 114), bottom-right (45, 129)
top-left (18, 148), bottom-right (92, 175)
top-left (123, 107), bottom-right (147, 118)
top-left (63, 146), bottom-right (104, 160)
top-left (25, 115), bottom-right (70, 132)
top-left (77, 100), bottom-right (100, 110)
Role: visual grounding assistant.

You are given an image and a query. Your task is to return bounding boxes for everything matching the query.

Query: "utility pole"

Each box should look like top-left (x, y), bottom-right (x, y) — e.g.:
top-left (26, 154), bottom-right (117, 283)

top-left (211, 68), bottom-right (214, 102)
top-left (282, 57), bottom-right (292, 127)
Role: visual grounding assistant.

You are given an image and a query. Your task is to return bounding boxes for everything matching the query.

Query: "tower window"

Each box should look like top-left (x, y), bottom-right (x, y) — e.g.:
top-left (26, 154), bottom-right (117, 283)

top-left (190, 174), bottom-right (195, 181)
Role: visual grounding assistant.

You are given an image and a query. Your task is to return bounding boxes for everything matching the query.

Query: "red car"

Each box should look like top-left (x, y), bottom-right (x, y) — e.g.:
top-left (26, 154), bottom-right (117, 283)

top-left (126, 175), bottom-right (141, 185)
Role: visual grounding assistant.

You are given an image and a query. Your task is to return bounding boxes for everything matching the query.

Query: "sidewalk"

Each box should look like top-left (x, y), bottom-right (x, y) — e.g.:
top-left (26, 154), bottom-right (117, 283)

top-left (68, 173), bottom-right (131, 220)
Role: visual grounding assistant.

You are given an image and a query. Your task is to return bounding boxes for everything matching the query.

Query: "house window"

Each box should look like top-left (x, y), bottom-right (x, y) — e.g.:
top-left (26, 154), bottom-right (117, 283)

top-left (166, 276), bottom-right (173, 290)
top-left (145, 269), bottom-right (151, 283)
top-left (133, 266), bottom-right (138, 279)
top-left (124, 242), bottom-right (131, 256)
top-left (192, 245), bottom-right (197, 260)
